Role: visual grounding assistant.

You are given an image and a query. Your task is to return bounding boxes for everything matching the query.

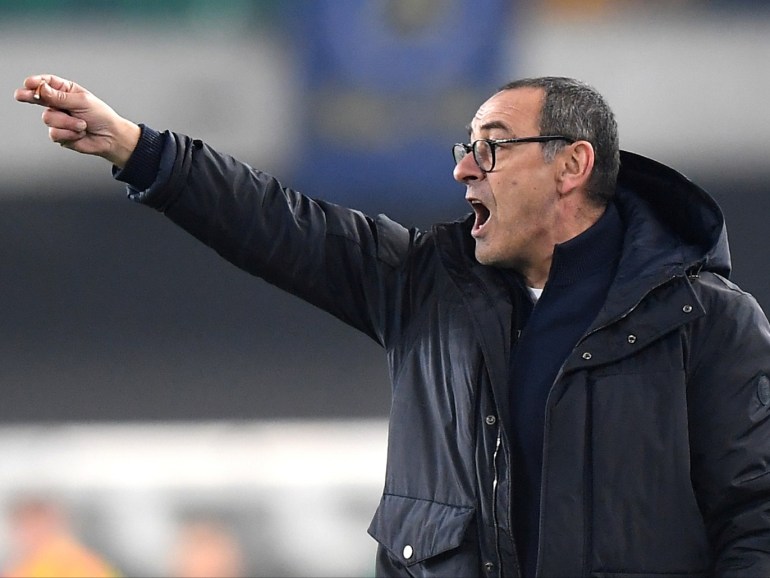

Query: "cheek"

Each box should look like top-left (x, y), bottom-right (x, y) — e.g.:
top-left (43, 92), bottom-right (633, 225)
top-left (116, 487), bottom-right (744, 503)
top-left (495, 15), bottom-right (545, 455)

top-left (497, 184), bottom-right (536, 224)
top-left (489, 176), bottom-right (520, 216)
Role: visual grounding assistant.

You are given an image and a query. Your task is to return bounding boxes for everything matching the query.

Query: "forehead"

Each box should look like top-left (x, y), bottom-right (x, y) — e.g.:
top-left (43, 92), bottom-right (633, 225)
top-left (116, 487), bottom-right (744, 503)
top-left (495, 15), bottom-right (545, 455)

top-left (469, 87), bottom-right (543, 137)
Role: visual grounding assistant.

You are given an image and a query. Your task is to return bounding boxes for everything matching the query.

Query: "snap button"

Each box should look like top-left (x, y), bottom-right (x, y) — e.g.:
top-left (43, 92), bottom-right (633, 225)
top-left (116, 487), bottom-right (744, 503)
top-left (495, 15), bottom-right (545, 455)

top-left (582, 352), bottom-right (592, 360)
top-left (403, 545), bottom-right (413, 560)
top-left (758, 375), bottom-right (770, 406)
top-left (682, 304), bottom-right (693, 313)
top-left (484, 562), bottom-right (495, 572)
top-left (627, 334), bottom-right (637, 344)
top-left (485, 415), bottom-right (496, 426)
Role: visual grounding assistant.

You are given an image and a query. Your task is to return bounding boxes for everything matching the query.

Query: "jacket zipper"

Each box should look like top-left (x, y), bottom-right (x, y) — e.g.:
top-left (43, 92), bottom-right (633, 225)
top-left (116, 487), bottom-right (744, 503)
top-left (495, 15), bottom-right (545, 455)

top-left (491, 427), bottom-right (504, 578)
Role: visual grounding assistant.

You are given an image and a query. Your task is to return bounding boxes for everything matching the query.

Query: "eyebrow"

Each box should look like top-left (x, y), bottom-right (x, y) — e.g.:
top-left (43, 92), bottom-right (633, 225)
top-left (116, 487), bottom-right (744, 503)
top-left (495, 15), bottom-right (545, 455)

top-left (466, 120), bottom-right (513, 138)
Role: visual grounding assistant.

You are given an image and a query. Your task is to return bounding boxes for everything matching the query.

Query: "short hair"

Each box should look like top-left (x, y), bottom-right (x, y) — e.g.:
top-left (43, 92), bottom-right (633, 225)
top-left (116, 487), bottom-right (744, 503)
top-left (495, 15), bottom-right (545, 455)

top-left (499, 77), bottom-right (620, 205)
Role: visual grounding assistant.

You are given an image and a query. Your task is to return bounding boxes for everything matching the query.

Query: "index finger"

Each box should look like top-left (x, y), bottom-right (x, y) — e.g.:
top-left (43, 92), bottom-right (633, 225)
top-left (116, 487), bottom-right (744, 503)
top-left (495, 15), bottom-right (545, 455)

top-left (23, 74), bottom-right (77, 93)
top-left (14, 74), bottom-right (83, 108)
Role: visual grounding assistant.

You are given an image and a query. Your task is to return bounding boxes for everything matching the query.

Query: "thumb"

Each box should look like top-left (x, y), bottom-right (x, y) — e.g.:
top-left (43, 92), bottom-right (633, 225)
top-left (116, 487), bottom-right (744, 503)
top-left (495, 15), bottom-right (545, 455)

top-left (34, 79), bottom-right (87, 113)
top-left (34, 81), bottom-right (65, 108)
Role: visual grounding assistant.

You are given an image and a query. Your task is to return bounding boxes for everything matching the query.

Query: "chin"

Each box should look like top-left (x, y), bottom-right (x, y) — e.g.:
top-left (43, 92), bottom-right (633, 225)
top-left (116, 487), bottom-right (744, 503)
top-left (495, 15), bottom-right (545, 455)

top-left (474, 248), bottom-right (498, 267)
top-left (475, 246), bottom-right (517, 270)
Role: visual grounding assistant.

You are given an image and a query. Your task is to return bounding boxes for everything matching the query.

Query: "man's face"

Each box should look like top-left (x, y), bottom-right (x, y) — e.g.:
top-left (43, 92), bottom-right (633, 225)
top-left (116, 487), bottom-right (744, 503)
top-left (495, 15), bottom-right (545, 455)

top-left (454, 87), bottom-right (562, 271)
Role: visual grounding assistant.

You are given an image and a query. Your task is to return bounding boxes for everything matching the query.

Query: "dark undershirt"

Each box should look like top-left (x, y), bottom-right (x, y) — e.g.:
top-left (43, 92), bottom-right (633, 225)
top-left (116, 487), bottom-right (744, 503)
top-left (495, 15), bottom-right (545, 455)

top-left (509, 202), bottom-right (624, 576)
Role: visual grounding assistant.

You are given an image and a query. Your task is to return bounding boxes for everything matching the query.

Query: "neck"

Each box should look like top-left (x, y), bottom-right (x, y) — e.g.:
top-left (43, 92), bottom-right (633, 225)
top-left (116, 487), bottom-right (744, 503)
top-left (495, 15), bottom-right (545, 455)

top-left (522, 202), bottom-right (606, 288)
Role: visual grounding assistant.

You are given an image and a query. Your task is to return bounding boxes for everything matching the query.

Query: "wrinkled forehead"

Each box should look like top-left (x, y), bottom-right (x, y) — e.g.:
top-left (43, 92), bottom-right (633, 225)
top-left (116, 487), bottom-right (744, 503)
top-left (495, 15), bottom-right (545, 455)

top-left (468, 87), bottom-right (544, 138)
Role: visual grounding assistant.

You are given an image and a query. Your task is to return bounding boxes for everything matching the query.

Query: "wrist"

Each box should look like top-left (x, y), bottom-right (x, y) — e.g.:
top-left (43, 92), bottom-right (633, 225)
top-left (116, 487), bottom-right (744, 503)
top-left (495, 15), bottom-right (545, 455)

top-left (107, 118), bottom-right (141, 168)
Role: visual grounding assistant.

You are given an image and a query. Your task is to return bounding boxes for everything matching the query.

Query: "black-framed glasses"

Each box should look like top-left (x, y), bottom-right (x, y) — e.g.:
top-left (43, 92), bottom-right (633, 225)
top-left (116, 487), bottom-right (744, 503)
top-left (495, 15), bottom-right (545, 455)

top-left (452, 135), bottom-right (575, 172)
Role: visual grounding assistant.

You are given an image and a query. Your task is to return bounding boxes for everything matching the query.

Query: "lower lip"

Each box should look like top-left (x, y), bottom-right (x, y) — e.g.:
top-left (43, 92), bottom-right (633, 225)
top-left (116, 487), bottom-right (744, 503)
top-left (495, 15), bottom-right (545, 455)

top-left (472, 218), bottom-right (489, 238)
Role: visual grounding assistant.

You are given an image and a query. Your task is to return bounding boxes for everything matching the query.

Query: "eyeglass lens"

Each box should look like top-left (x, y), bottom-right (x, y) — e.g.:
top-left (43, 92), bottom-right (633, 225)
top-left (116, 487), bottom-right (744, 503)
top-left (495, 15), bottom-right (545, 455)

top-left (453, 141), bottom-right (495, 171)
top-left (473, 141), bottom-right (493, 171)
top-left (453, 141), bottom-right (494, 171)
top-left (452, 144), bottom-right (467, 166)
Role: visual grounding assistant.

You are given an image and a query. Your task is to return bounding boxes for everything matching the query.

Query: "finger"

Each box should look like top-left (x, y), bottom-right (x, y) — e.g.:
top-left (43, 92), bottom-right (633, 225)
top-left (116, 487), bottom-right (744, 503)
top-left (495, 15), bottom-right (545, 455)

top-left (48, 126), bottom-right (87, 145)
top-left (24, 74), bottom-right (78, 93)
top-left (14, 77), bottom-right (44, 104)
top-left (41, 108), bottom-right (88, 133)
top-left (33, 80), bottom-right (89, 112)
top-left (13, 87), bottom-right (37, 104)
top-left (14, 81), bottom-right (54, 106)
top-left (16, 75), bottom-right (85, 108)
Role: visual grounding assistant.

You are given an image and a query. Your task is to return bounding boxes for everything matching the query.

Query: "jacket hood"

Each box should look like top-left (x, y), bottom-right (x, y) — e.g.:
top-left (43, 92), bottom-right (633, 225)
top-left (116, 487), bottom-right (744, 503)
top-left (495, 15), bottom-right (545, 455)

top-left (616, 150), bottom-right (730, 279)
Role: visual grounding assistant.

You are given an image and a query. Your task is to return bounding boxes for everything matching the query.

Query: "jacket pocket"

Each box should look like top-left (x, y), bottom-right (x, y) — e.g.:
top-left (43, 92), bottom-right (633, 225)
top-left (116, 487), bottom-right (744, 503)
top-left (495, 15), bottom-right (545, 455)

top-left (367, 494), bottom-right (475, 567)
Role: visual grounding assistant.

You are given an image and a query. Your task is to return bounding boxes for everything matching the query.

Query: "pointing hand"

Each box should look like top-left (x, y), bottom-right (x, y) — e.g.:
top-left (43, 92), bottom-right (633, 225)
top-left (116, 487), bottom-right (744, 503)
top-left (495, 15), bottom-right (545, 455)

top-left (14, 74), bottom-right (140, 168)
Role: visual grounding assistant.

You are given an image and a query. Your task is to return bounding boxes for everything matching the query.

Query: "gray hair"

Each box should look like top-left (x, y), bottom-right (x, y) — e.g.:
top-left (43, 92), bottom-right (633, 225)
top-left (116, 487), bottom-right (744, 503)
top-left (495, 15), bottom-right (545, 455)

top-left (499, 77), bottom-right (620, 205)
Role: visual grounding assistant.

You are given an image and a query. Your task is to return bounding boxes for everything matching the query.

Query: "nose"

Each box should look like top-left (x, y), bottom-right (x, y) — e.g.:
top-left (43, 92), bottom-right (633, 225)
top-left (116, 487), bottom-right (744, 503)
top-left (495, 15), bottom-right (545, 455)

top-left (453, 152), bottom-right (484, 184)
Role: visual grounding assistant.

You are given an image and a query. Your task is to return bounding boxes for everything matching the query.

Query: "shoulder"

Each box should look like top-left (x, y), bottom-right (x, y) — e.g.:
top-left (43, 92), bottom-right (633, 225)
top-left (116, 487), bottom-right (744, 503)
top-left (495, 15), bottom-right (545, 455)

top-left (686, 272), bottom-right (770, 374)
top-left (691, 271), bottom-right (766, 321)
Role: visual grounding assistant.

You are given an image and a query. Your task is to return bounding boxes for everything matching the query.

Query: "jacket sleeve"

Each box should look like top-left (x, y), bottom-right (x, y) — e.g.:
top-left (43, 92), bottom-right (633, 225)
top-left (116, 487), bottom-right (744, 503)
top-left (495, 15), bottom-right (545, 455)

top-left (126, 131), bottom-right (415, 347)
top-left (687, 273), bottom-right (770, 575)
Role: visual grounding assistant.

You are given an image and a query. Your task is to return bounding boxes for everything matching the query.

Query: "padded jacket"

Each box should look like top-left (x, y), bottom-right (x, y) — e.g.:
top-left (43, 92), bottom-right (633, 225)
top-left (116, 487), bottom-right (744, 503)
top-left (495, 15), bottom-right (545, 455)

top-left (126, 132), bottom-right (770, 577)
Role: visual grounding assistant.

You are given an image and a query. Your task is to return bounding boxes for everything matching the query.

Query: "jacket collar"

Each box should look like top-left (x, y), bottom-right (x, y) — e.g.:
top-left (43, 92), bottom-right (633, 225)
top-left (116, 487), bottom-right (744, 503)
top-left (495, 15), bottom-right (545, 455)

top-left (547, 201), bottom-right (623, 289)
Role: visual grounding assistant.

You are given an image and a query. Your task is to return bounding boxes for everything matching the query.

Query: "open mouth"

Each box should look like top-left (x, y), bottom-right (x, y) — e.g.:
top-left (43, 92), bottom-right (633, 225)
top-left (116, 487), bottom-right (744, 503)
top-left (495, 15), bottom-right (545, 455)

top-left (470, 200), bottom-right (491, 234)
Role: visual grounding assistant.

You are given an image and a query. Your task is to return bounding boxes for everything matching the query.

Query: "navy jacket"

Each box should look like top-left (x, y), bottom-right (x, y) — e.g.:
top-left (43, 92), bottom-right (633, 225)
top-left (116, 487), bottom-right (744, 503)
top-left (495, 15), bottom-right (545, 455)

top-left (123, 132), bottom-right (770, 577)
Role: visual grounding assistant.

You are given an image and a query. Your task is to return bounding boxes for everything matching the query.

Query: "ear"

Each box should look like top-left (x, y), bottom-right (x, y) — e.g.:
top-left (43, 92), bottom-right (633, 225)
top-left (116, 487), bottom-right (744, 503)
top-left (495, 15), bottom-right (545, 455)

top-left (557, 140), bottom-right (595, 196)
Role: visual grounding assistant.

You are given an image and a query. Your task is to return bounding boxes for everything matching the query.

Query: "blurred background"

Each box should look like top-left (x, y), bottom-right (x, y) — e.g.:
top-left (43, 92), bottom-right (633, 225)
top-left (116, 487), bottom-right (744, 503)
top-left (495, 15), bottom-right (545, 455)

top-left (0, 0), bottom-right (769, 576)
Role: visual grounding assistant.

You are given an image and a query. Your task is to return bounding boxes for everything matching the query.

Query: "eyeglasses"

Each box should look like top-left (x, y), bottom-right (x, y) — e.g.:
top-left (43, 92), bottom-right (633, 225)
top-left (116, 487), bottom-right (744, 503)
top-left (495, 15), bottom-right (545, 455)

top-left (452, 136), bottom-right (575, 172)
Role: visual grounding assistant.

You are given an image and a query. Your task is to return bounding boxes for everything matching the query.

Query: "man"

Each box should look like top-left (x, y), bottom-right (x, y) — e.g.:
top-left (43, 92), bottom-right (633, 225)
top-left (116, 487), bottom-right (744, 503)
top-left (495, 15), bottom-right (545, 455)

top-left (2, 496), bottom-right (120, 578)
top-left (15, 75), bottom-right (770, 577)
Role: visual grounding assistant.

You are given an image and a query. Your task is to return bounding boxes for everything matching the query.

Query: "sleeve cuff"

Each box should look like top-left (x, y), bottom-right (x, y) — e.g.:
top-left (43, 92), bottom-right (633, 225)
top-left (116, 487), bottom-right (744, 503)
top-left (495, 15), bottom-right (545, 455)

top-left (112, 124), bottom-right (165, 191)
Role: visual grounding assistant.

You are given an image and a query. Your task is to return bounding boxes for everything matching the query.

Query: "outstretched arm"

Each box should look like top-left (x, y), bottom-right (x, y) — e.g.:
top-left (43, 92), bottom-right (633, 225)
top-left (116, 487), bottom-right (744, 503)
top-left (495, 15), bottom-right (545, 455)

top-left (14, 74), bottom-right (140, 168)
top-left (15, 74), bottom-right (415, 347)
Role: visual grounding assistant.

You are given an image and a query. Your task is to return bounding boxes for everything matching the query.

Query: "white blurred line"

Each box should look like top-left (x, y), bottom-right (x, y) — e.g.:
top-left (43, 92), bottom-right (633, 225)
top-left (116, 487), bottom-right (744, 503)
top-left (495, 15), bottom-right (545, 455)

top-left (0, 419), bottom-right (389, 491)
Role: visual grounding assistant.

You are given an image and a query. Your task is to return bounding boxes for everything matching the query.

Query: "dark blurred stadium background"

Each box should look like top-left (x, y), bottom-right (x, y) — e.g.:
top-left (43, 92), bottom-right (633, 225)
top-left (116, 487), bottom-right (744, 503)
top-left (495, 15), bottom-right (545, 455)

top-left (0, 1), bottom-right (769, 576)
